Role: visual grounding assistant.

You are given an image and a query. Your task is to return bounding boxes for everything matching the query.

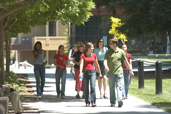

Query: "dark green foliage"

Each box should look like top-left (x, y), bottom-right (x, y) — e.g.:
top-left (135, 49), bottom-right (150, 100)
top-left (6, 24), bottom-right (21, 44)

top-left (94, 0), bottom-right (171, 37)
top-left (4, 71), bottom-right (26, 92)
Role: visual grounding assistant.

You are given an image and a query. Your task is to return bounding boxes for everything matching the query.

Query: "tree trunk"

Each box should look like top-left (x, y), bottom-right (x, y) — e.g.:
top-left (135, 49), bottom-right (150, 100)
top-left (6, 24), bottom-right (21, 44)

top-left (0, 20), bottom-right (5, 84)
top-left (5, 37), bottom-right (10, 74)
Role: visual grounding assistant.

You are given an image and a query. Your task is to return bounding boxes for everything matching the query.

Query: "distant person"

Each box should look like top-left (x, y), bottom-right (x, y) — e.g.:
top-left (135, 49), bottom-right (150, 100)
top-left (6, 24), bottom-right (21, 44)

top-left (94, 38), bottom-right (108, 99)
top-left (121, 44), bottom-right (134, 99)
top-left (68, 44), bottom-right (77, 73)
top-left (73, 42), bottom-right (85, 99)
top-left (104, 38), bottom-right (134, 107)
top-left (0, 84), bottom-right (23, 114)
top-left (80, 42), bottom-right (102, 107)
top-left (54, 45), bottom-right (68, 99)
top-left (32, 41), bottom-right (46, 99)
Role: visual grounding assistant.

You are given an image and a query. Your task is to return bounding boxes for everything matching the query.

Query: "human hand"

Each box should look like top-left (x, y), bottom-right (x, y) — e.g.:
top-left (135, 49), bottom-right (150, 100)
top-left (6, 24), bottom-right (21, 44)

top-left (105, 67), bottom-right (109, 72)
top-left (60, 65), bottom-right (64, 68)
top-left (130, 70), bottom-right (134, 78)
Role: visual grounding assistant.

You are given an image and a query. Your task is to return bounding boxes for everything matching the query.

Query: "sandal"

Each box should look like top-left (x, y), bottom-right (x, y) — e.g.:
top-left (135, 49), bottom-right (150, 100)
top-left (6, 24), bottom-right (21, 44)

top-left (103, 94), bottom-right (108, 99)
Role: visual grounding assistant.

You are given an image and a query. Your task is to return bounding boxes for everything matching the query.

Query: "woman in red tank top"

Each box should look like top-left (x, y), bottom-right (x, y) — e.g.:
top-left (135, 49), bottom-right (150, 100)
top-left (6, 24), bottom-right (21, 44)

top-left (79, 42), bottom-right (102, 107)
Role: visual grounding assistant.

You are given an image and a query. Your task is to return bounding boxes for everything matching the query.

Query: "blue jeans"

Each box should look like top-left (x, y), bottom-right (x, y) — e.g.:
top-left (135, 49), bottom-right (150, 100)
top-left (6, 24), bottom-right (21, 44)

top-left (34, 65), bottom-right (45, 96)
top-left (83, 70), bottom-right (96, 104)
top-left (122, 70), bottom-right (130, 97)
top-left (108, 74), bottom-right (123, 104)
top-left (55, 69), bottom-right (66, 97)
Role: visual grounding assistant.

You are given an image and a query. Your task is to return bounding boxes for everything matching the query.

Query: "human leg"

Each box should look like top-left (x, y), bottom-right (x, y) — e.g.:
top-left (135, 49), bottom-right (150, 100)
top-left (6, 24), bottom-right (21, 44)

top-left (5, 91), bottom-right (23, 113)
top-left (39, 65), bottom-right (45, 95)
top-left (116, 74), bottom-right (124, 107)
top-left (90, 70), bottom-right (96, 105)
top-left (98, 76), bottom-right (102, 98)
top-left (103, 75), bottom-right (108, 98)
top-left (108, 74), bottom-right (116, 105)
top-left (75, 68), bottom-right (81, 98)
top-left (122, 75), bottom-right (126, 99)
top-left (61, 69), bottom-right (66, 97)
top-left (34, 65), bottom-right (41, 96)
top-left (55, 69), bottom-right (61, 96)
top-left (124, 70), bottom-right (130, 97)
top-left (83, 71), bottom-right (90, 105)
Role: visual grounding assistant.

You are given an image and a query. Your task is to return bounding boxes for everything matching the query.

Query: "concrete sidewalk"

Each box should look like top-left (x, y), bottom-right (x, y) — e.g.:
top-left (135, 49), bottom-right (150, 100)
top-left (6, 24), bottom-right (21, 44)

top-left (21, 68), bottom-right (170, 114)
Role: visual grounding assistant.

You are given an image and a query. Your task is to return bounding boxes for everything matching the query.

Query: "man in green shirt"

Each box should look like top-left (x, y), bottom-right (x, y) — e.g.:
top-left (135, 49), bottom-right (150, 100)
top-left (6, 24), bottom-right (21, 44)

top-left (104, 38), bottom-right (134, 107)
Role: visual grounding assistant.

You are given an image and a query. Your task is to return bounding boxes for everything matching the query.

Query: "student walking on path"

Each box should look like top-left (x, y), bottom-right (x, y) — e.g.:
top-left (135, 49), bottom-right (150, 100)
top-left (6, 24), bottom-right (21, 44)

top-left (68, 44), bottom-right (77, 73)
top-left (54, 45), bottom-right (68, 99)
top-left (32, 41), bottom-right (46, 99)
top-left (104, 38), bottom-right (134, 107)
top-left (80, 42), bottom-right (102, 107)
top-left (94, 38), bottom-right (108, 99)
top-left (121, 44), bottom-right (134, 99)
top-left (73, 42), bottom-right (85, 99)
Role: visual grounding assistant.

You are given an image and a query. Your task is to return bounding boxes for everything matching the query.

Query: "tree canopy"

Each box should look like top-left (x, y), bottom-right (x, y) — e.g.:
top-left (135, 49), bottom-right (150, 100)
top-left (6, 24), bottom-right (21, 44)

top-left (94, 0), bottom-right (171, 37)
top-left (0, 0), bottom-right (95, 84)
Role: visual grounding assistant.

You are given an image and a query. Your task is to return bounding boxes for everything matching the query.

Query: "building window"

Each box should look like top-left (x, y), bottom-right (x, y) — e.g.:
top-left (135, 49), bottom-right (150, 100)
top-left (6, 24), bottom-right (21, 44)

top-left (49, 21), bottom-right (56, 36)
top-left (21, 37), bottom-right (31, 44)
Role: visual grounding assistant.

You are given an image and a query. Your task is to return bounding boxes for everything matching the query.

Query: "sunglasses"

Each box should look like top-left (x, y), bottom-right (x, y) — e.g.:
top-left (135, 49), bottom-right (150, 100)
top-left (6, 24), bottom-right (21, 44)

top-left (109, 43), bottom-right (113, 45)
top-left (78, 46), bottom-right (83, 48)
top-left (99, 41), bottom-right (103, 42)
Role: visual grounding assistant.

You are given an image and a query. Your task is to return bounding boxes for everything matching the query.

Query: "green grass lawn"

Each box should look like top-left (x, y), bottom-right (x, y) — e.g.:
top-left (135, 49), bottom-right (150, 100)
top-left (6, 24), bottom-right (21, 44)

top-left (129, 78), bottom-right (171, 113)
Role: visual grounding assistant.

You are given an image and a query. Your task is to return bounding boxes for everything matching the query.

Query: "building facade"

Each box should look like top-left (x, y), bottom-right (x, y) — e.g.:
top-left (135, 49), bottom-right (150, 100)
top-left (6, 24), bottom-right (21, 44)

top-left (70, 7), bottom-right (171, 56)
top-left (11, 20), bottom-right (68, 65)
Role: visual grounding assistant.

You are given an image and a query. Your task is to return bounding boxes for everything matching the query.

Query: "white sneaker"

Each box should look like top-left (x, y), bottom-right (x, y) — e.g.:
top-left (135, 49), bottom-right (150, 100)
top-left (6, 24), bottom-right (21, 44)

top-left (37, 96), bottom-right (41, 99)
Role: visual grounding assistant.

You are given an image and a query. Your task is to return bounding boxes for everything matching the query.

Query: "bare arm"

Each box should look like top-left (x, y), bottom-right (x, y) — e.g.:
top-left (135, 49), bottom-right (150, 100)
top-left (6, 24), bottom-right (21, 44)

top-left (124, 59), bottom-right (134, 77)
top-left (79, 58), bottom-right (84, 75)
top-left (130, 59), bottom-right (132, 70)
top-left (44, 50), bottom-right (46, 58)
top-left (32, 49), bottom-right (42, 59)
top-left (54, 59), bottom-right (63, 68)
top-left (32, 50), bottom-right (39, 59)
top-left (65, 60), bottom-right (68, 67)
top-left (94, 58), bottom-right (102, 77)
top-left (104, 59), bottom-right (109, 72)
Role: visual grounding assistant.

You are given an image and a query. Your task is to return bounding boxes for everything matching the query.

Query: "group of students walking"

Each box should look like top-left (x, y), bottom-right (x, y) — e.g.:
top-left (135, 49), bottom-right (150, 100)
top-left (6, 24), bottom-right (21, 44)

top-left (32, 38), bottom-right (134, 108)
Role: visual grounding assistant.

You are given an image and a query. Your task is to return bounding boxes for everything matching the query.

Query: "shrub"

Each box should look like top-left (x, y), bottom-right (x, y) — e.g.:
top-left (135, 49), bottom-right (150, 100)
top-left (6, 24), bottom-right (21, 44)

top-left (5, 71), bottom-right (27, 92)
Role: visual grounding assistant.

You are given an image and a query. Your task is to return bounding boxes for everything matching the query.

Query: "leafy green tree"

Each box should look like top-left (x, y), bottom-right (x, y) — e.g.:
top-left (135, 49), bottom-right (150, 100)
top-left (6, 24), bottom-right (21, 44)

top-left (0, 0), bottom-right (95, 84)
top-left (94, 0), bottom-right (171, 37)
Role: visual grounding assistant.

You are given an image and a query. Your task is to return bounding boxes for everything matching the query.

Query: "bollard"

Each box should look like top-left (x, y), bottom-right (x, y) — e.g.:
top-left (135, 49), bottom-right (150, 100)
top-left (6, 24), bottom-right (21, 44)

top-left (138, 60), bottom-right (144, 89)
top-left (155, 61), bottom-right (162, 95)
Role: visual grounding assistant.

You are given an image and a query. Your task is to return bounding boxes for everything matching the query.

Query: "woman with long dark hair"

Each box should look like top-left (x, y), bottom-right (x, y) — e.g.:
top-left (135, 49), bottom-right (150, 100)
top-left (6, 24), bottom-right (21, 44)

top-left (80, 42), bottom-right (102, 107)
top-left (94, 38), bottom-right (108, 99)
top-left (32, 41), bottom-right (46, 99)
top-left (54, 45), bottom-right (68, 99)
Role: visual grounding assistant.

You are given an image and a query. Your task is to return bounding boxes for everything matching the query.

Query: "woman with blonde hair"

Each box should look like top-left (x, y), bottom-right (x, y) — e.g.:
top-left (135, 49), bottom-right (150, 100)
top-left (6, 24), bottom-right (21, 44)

top-left (80, 42), bottom-right (102, 107)
top-left (73, 42), bottom-right (85, 99)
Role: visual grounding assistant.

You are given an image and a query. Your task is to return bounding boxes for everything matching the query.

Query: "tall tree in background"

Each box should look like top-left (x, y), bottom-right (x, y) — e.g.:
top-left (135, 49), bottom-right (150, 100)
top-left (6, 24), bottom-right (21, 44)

top-left (94, 0), bottom-right (171, 37)
top-left (0, 0), bottom-right (95, 84)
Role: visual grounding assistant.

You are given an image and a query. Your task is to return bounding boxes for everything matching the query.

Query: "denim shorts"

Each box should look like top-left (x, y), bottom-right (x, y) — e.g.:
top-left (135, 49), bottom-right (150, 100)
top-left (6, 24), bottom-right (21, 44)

top-left (97, 61), bottom-right (107, 76)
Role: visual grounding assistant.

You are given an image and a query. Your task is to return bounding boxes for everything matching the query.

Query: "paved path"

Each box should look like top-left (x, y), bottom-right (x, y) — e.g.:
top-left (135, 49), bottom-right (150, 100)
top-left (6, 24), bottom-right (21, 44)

top-left (11, 68), bottom-right (170, 114)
